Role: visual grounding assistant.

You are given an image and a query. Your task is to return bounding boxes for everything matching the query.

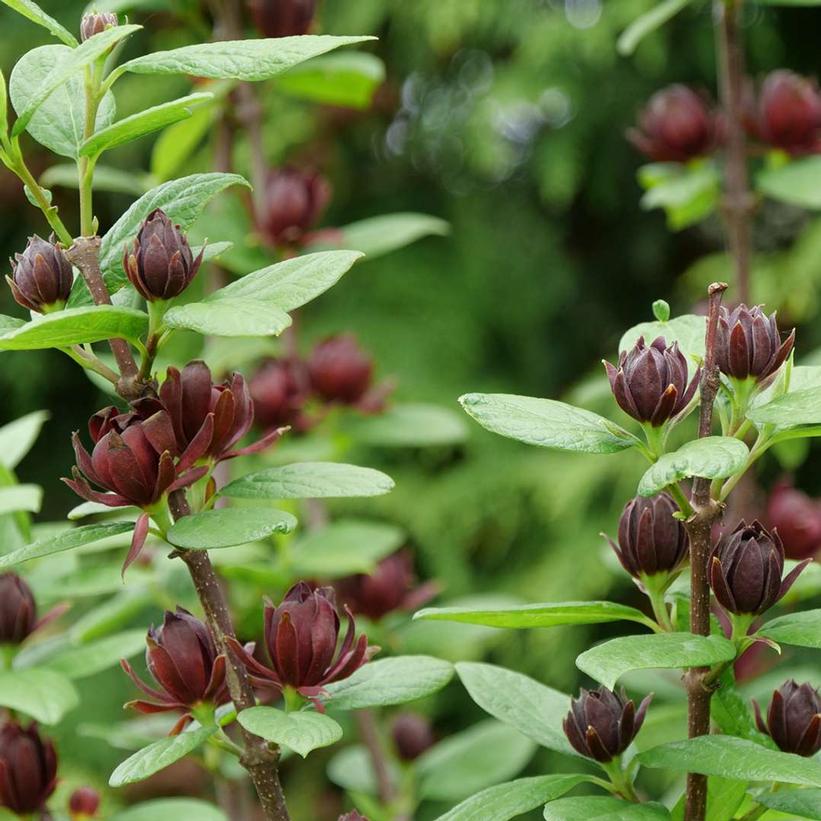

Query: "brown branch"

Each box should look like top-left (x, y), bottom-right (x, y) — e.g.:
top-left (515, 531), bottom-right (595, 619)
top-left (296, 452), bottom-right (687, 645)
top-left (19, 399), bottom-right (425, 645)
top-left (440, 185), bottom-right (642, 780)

top-left (168, 490), bottom-right (290, 821)
top-left (354, 709), bottom-right (396, 806)
top-left (683, 281), bottom-right (727, 821)
top-left (714, 0), bottom-right (753, 305)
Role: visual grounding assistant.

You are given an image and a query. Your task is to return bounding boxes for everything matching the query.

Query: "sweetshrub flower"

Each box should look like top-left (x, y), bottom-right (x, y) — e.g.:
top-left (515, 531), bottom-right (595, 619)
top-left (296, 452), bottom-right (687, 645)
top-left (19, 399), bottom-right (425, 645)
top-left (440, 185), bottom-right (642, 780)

top-left (7, 235), bottom-right (72, 313)
top-left (753, 680), bottom-right (821, 756)
top-left (0, 721), bottom-right (57, 815)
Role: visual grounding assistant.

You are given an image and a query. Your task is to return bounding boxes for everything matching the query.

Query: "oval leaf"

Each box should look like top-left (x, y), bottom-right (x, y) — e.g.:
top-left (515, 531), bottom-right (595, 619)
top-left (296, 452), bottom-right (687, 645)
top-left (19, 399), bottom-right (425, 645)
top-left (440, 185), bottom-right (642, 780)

top-left (748, 386), bottom-right (821, 427)
top-left (544, 796), bottom-right (671, 820)
top-left (166, 507), bottom-right (297, 549)
top-left (759, 609), bottom-right (821, 648)
top-left (163, 299), bottom-right (291, 337)
top-left (1, 0), bottom-right (78, 46)
top-left (110, 799), bottom-right (227, 821)
top-left (237, 707), bottom-right (342, 758)
top-left (0, 522), bottom-right (135, 568)
top-left (758, 156), bottom-right (821, 209)
top-left (618, 313), bottom-right (705, 362)
top-left (41, 629), bottom-right (146, 679)
top-left (0, 484), bottom-right (42, 515)
top-left (749, 787), bottom-right (821, 819)
top-left (0, 668), bottom-right (79, 723)
top-left (0, 410), bottom-right (48, 470)
top-left (342, 403), bottom-right (469, 448)
top-left (329, 213), bottom-right (449, 259)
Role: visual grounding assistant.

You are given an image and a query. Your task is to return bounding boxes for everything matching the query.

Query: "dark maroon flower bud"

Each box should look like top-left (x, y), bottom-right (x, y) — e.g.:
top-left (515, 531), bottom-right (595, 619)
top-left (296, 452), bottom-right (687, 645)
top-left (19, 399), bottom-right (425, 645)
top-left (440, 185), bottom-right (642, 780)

top-left (258, 167), bottom-right (330, 248)
top-left (308, 334), bottom-right (373, 405)
top-left (604, 336), bottom-right (700, 427)
top-left (248, 0), bottom-right (316, 38)
top-left (715, 304), bottom-right (794, 383)
top-left (6, 235), bottom-right (72, 313)
top-left (391, 712), bottom-right (435, 761)
top-left (563, 687), bottom-right (652, 763)
top-left (0, 573), bottom-right (37, 645)
top-left (607, 493), bottom-right (688, 579)
top-left (768, 479), bottom-right (821, 560)
top-left (121, 608), bottom-right (228, 734)
top-left (627, 85), bottom-right (722, 163)
top-left (230, 582), bottom-right (376, 700)
top-left (753, 680), bottom-right (821, 757)
top-left (69, 786), bottom-right (100, 818)
top-left (250, 358), bottom-right (310, 430)
top-left (336, 551), bottom-right (438, 621)
top-left (710, 520), bottom-right (808, 616)
top-left (753, 70), bottom-right (821, 156)
top-left (124, 209), bottom-right (203, 301)
top-left (80, 11), bottom-right (118, 41)
top-left (0, 721), bottom-right (57, 814)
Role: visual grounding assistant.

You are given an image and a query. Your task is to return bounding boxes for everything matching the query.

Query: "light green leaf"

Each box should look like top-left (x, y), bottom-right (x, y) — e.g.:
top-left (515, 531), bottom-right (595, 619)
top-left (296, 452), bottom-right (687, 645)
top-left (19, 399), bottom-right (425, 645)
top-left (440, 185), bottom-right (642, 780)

top-left (544, 796), bottom-right (671, 820)
top-left (151, 102), bottom-right (217, 182)
top-left (618, 313), bottom-right (705, 362)
top-left (290, 519), bottom-right (404, 578)
top-left (0, 484), bottom-right (42, 515)
top-left (166, 507), bottom-right (297, 549)
top-left (758, 156), bottom-right (821, 209)
top-left (276, 51), bottom-right (385, 109)
top-left (460, 393), bottom-right (636, 454)
top-left (618, 0), bottom-right (692, 55)
top-left (638, 437), bottom-right (749, 496)
top-left (331, 213), bottom-right (449, 259)
top-left (41, 163), bottom-right (151, 195)
top-left (13, 25), bottom-right (140, 136)
top-left (0, 315), bottom-right (25, 334)
top-left (342, 403), bottom-right (469, 447)
top-left (10, 45), bottom-right (117, 158)
top-left (220, 462), bottom-right (394, 500)
top-left (326, 744), bottom-right (398, 795)
top-left (415, 601), bottom-right (655, 630)
top-left (213, 250), bottom-right (363, 312)
top-left (1, 0), bottom-right (77, 46)
top-left (163, 298), bottom-right (291, 338)
top-left (417, 720), bottom-right (536, 802)
top-left (455, 662), bottom-right (575, 756)
top-left (0, 410), bottom-right (48, 469)
top-left (435, 775), bottom-right (589, 821)
top-left (110, 799), bottom-right (227, 821)
top-left (80, 92), bottom-right (213, 158)
top-left (576, 633), bottom-right (737, 689)
top-left (322, 656), bottom-right (454, 710)
top-left (0, 306), bottom-right (148, 350)
top-left (749, 787), bottom-right (821, 819)
top-left (748, 385), bottom-right (821, 427)
top-left (109, 724), bottom-right (216, 786)
top-left (759, 609), bottom-right (821, 648)
top-left (638, 736), bottom-right (821, 786)
top-left (638, 162), bottom-right (720, 230)
top-left (0, 668), bottom-right (79, 723)
top-left (237, 707), bottom-right (342, 758)
top-left (670, 777), bottom-right (748, 821)
top-left (41, 629), bottom-right (145, 679)
top-left (0, 522), bottom-right (134, 568)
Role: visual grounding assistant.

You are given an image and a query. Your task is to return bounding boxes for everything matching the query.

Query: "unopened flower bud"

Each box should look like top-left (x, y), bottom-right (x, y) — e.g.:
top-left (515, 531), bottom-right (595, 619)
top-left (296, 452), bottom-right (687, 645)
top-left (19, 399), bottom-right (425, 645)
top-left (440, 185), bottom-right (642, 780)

top-left (0, 721), bottom-right (57, 814)
top-left (0, 573), bottom-right (37, 645)
top-left (250, 358), bottom-right (310, 430)
top-left (80, 11), bottom-right (118, 41)
top-left (754, 680), bottom-right (821, 757)
top-left (767, 479), bottom-right (821, 560)
top-left (308, 334), bottom-right (373, 404)
top-left (258, 167), bottom-right (330, 248)
top-left (248, 0), bottom-right (316, 38)
top-left (69, 786), bottom-right (100, 818)
top-left (753, 70), bottom-right (821, 156)
top-left (124, 209), bottom-right (203, 301)
top-left (391, 713), bottom-right (435, 761)
top-left (7, 235), bottom-right (72, 313)
top-left (563, 687), bottom-right (652, 763)
top-left (604, 336), bottom-right (700, 426)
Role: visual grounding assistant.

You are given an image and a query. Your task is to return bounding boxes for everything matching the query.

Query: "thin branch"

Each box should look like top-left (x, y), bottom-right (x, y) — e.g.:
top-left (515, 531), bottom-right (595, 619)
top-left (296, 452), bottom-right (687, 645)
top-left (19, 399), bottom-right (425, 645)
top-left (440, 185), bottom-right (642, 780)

top-left (354, 709), bottom-right (396, 805)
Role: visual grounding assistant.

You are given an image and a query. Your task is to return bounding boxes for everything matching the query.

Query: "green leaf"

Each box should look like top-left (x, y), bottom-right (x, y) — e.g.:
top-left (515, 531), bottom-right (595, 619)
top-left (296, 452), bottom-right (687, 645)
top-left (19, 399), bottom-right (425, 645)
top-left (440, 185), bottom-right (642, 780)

top-left (166, 507), bottom-right (297, 549)
top-left (162, 298), bottom-right (291, 338)
top-left (759, 608), bottom-right (821, 648)
top-left (10, 45), bottom-right (117, 158)
top-left (435, 775), bottom-right (589, 821)
top-left (455, 662), bottom-right (575, 756)
top-left (342, 403), bottom-right (469, 448)
top-left (41, 163), bottom-right (152, 195)
top-left (748, 787), bottom-right (821, 819)
top-left (276, 51), bottom-right (385, 109)
top-left (638, 162), bottom-right (720, 230)
top-left (151, 102), bottom-right (217, 182)
top-left (237, 707), bottom-right (342, 758)
top-left (120, 35), bottom-right (374, 81)
top-left (0, 668), bottom-right (79, 723)
top-left (576, 633), bottom-right (737, 689)
top-left (758, 156), bottom-right (821, 209)
top-left (79, 92), bottom-right (213, 158)
top-left (109, 724), bottom-right (217, 786)
top-left (41, 629), bottom-right (146, 679)
top-left (220, 462), bottom-right (394, 500)
top-left (0, 0), bottom-right (77, 46)
top-left (459, 393), bottom-right (635, 454)
top-left (618, 0), bottom-right (691, 55)
top-left (619, 313), bottom-right (705, 362)
top-left (331, 213), bottom-right (449, 259)
top-left (322, 656), bottom-right (454, 710)
top-left (12, 25), bottom-right (141, 137)
top-left (638, 736), bottom-right (821, 786)
top-left (0, 315), bottom-right (24, 334)
top-left (638, 437), bottom-right (749, 497)
top-left (110, 799), bottom-right (227, 821)
top-left (0, 522), bottom-right (134, 568)
top-left (290, 519), bottom-right (404, 578)
top-left (0, 410), bottom-right (48, 469)
top-left (544, 797), bottom-right (671, 820)
top-left (415, 601), bottom-right (655, 630)
top-left (417, 720), bottom-right (536, 802)
top-left (326, 744), bottom-right (398, 795)
top-left (748, 385), bottom-right (821, 427)
top-left (0, 306), bottom-right (148, 350)
top-left (212, 250), bottom-right (363, 312)
top-left (0, 484), bottom-right (42, 515)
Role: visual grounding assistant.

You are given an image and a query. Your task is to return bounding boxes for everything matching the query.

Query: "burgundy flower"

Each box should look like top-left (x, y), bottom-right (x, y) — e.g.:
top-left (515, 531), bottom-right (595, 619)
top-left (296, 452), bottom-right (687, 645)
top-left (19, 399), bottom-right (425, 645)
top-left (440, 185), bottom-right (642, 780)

top-left (159, 361), bottom-right (282, 463)
top-left (751, 70), bottom-right (821, 156)
top-left (0, 721), bottom-right (57, 815)
top-left (627, 85), bottom-right (722, 163)
top-left (754, 680), bottom-right (821, 757)
top-left (0, 572), bottom-right (37, 644)
top-left (80, 11), bottom-right (118, 41)
top-left (230, 582), bottom-right (376, 703)
top-left (767, 479), bottom-right (821, 560)
top-left (336, 551), bottom-right (438, 621)
top-left (257, 167), bottom-right (331, 249)
top-left (715, 304), bottom-right (794, 383)
top-left (391, 713), bottom-right (435, 761)
top-left (69, 786), bottom-right (100, 818)
top-left (563, 687), bottom-right (652, 763)
top-left (308, 334), bottom-right (374, 405)
top-left (604, 336), bottom-right (700, 426)
top-left (250, 358), bottom-right (311, 431)
top-left (124, 209), bottom-right (203, 301)
top-left (709, 520), bottom-right (809, 616)
top-left (6, 234), bottom-right (73, 313)
top-left (121, 608), bottom-right (229, 735)
top-left (248, 0), bottom-right (316, 38)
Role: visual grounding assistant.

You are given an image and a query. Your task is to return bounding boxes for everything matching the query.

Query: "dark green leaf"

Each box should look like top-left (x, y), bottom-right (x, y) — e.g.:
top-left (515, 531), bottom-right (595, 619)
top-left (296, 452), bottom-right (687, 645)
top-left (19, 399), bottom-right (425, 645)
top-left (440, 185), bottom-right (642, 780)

top-left (617, 0), bottom-right (692, 55)
top-left (0, 668), bottom-right (79, 723)
top-left (0, 522), bottom-right (134, 568)
top-left (0, 410), bottom-right (48, 469)
top-left (749, 787), bottom-right (821, 819)
top-left (163, 299), bottom-right (291, 337)
top-left (342, 403), bottom-right (469, 447)
top-left (166, 507), bottom-right (296, 549)
top-left (1, 0), bottom-right (77, 46)
top-left (544, 797), bottom-right (671, 820)
top-left (110, 799), bottom-right (227, 821)
top-left (759, 609), bottom-right (821, 648)
top-left (758, 156), bottom-right (821, 208)
top-left (237, 707), bottom-right (342, 757)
